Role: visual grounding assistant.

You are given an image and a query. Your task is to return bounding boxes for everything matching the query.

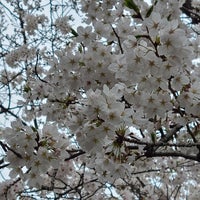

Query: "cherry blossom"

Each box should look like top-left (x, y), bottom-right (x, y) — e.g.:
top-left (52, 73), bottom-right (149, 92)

top-left (0, 0), bottom-right (200, 199)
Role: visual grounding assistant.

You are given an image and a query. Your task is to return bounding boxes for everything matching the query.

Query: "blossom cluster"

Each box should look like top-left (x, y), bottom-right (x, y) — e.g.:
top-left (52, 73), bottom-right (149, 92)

top-left (19, 0), bottom-right (199, 196)
top-left (0, 179), bottom-right (23, 200)
top-left (25, 14), bottom-right (48, 35)
top-left (55, 16), bottom-right (71, 34)
top-left (5, 45), bottom-right (36, 67)
top-left (1, 120), bottom-right (71, 189)
top-left (0, 0), bottom-right (200, 199)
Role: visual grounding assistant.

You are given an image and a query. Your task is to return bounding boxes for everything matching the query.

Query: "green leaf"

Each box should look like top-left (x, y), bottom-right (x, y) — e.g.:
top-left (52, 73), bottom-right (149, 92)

top-left (78, 45), bottom-right (82, 53)
top-left (167, 14), bottom-right (172, 21)
top-left (24, 85), bottom-right (31, 93)
top-left (145, 5), bottom-right (154, 18)
top-left (31, 126), bottom-right (38, 132)
top-left (70, 28), bottom-right (78, 37)
top-left (151, 132), bottom-right (156, 144)
top-left (135, 34), bottom-right (147, 39)
top-left (155, 36), bottom-right (160, 45)
top-left (124, 0), bottom-right (140, 14)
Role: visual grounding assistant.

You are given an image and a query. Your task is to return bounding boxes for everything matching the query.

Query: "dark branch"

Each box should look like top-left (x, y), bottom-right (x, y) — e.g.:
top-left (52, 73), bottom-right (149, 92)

top-left (181, 0), bottom-right (200, 24)
top-left (148, 151), bottom-right (199, 162)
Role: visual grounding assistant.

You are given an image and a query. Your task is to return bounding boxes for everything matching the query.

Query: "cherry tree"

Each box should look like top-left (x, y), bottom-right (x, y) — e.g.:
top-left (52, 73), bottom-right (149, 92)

top-left (0, 0), bottom-right (200, 199)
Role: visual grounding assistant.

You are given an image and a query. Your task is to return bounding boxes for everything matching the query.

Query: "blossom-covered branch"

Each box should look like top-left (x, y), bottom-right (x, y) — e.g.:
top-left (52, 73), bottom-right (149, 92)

top-left (0, 0), bottom-right (200, 199)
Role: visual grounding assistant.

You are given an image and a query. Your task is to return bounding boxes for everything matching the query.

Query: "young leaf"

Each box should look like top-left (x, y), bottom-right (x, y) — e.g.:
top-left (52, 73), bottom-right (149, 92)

top-left (151, 132), bottom-right (157, 144)
top-left (145, 5), bottom-right (154, 18)
top-left (124, 0), bottom-right (140, 14)
top-left (71, 28), bottom-right (78, 37)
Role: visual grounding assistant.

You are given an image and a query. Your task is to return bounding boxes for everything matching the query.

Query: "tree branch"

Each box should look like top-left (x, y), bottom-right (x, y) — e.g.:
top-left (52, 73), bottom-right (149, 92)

top-left (147, 151), bottom-right (199, 162)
